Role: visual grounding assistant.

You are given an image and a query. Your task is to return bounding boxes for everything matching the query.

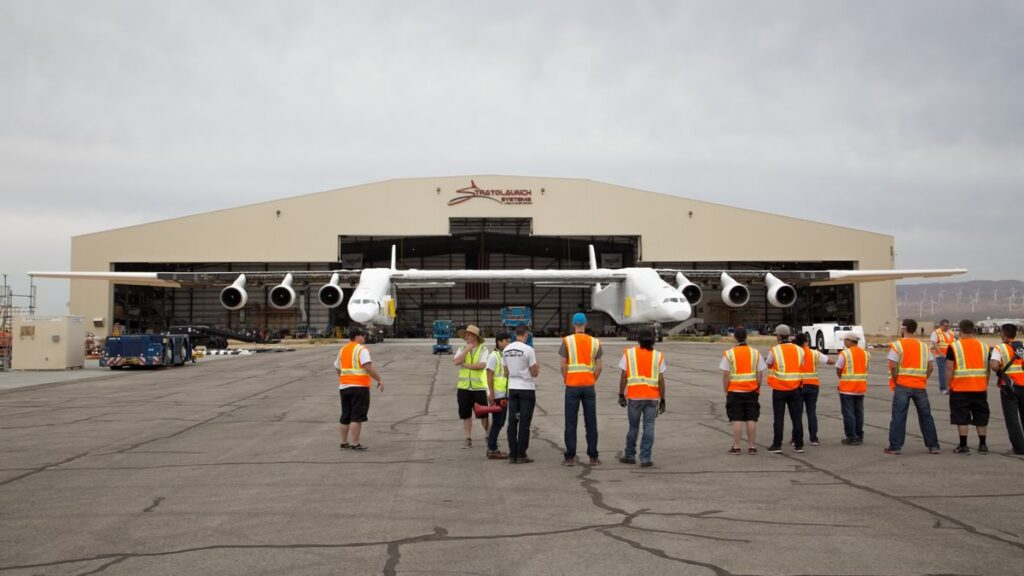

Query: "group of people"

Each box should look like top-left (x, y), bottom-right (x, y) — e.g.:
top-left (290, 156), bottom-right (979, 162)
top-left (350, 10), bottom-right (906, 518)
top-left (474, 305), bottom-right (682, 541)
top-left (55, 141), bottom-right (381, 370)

top-left (333, 314), bottom-right (1024, 463)
top-left (722, 318), bottom-right (1024, 456)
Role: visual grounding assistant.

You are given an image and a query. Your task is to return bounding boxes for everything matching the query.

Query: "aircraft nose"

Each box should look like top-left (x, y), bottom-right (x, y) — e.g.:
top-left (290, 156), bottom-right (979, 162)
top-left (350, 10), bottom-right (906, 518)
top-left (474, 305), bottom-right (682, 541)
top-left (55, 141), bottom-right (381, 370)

top-left (348, 302), bottom-right (378, 324)
top-left (672, 302), bottom-right (692, 322)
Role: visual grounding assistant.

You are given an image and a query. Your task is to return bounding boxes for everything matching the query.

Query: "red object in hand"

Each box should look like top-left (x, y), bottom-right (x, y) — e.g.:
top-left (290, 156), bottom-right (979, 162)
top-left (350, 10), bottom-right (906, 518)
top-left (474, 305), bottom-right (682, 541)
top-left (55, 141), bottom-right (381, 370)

top-left (473, 403), bottom-right (503, 418)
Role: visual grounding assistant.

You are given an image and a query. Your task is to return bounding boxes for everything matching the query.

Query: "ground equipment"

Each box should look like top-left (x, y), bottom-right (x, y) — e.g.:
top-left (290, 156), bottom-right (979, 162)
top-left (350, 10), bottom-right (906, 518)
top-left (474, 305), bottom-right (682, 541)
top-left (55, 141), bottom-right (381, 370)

top-left (101, 334), bottom-right (193, 369)
top-left (500, 306), bottom-right (533, 346)
top-left (432, 320), bottom-right (454, 354)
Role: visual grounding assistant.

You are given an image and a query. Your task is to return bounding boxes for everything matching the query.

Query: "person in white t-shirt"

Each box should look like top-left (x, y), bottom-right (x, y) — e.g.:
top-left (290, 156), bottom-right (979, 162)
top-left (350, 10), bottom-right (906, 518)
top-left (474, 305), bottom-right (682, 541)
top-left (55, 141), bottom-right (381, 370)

top-left (502, 325), bottom-right (540, 463)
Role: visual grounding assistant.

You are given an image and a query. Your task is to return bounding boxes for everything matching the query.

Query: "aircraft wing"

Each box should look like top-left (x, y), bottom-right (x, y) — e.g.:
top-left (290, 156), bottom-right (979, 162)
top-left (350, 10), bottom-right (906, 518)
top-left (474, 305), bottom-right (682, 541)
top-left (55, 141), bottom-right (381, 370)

top-left (391, 269), bottom-right (628, 286)
top-left (654, 268), bottom-right (967, 286)
top-left (28, 270), bottom-right (364, 288)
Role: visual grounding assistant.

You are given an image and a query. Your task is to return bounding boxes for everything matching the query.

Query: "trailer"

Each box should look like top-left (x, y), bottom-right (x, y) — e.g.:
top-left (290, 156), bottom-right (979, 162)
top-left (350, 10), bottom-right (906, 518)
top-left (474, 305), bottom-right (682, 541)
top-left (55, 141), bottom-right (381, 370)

top-left (168, 325), bottom-right (277, 349)
top-left (101, 334), bottom-right (193, 369)
top-left (801, 323), bottom-right (865, 353)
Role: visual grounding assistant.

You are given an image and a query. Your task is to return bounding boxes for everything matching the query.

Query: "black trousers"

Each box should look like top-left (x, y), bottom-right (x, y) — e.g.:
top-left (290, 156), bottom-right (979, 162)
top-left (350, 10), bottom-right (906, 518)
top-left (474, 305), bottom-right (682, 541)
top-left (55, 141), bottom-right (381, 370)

top-left (772, 389), bottom-right (804, 447)
top-left (1001, 385), bottom-right (1024, 454)
top-left (507, 389), bottom-right (536, 458)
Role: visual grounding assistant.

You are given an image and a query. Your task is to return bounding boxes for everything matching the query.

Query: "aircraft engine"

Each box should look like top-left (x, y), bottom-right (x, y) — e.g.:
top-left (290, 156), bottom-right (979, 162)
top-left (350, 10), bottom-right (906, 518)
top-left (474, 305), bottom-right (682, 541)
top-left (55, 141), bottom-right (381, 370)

top-left (269, 273), bottom-right (296, 309)
top-left (765, 273), bottom-right (797, 308)
top-left (220, 275), bottom-right (248, 310)
top-left (318, 273), bottom-right (345, 308)
top-left (719, 272), bottom-right (750, 308)
top-left (675, 273), bottom-right (703, 306)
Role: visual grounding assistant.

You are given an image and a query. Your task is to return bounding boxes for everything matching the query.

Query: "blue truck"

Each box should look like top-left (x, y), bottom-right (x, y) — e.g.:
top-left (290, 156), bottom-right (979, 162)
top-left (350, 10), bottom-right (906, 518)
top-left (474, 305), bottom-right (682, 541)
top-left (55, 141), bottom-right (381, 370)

top-left (101, 334), bottom-right (193, 369)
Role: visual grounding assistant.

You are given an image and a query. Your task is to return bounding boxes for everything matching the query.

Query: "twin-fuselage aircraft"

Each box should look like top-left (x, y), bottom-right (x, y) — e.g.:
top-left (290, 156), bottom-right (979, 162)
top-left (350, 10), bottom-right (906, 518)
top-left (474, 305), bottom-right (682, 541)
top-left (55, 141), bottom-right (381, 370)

top-left (31, 245), bottom-right (965, 327)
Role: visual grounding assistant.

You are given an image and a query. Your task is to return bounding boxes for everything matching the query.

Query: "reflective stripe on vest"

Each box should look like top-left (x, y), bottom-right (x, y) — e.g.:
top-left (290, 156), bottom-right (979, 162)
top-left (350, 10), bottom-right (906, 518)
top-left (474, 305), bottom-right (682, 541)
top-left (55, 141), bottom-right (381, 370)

top-left (839, 346), bottom-right (870, 395)
top-left (768, 343), bottom-right (805, 391)
top-left (949, 339), bottom-right (989, 392)
top-left (726, 345), bottom-right (760, 393)
top-left (997, 342), bottom-right (1024, 385)
top-left (800, 345), bottom-right (821, 385)
top-left (892, 339), bottom-right (929, 389)
top-left (489, 350), bottom-right (508, 394)
top-left (625, 347), bottom-right (662, 400)
top-left (933, 329), bottom-right (955, 356)
top-left (338, 342), bottom-right (371, 387)
top-left (457, 344), bottom-right (487, 390)
top-left (565, 333), bottom-right (600, 386)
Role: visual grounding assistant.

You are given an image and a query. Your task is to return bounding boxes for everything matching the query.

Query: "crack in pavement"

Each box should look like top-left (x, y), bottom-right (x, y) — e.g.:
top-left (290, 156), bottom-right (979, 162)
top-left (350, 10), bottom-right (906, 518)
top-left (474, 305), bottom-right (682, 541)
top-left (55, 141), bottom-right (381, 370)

top-left (389, 357), bottom-right (439, 433)
top-left (598, 528), bottom-right (744, 576)
top-left (142, 496), bottom-right (164, 513)
top-left (50, 459), bottom-right (437, 471)
top-left (0, 450), bottom-right (94, 487)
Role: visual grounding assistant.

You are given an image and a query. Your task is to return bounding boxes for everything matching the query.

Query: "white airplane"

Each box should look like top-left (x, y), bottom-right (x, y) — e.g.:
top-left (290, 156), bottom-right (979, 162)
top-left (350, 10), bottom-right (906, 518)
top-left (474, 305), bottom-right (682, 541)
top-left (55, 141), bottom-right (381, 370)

top-left (30, 245), bottom-right (966, 327)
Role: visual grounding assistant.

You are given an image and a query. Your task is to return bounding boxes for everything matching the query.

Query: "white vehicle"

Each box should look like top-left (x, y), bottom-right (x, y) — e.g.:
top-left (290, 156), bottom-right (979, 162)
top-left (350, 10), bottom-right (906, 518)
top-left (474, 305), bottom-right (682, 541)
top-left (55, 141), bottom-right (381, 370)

top-left (31, 245), bottom-right (965, 328)
top-left (802, 323), bottom-right (866, 353)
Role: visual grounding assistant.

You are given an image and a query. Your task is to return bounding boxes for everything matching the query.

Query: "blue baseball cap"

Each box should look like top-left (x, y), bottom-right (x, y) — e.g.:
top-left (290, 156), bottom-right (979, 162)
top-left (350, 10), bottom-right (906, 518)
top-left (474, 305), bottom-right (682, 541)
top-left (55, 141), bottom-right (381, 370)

top-left (572, 312), bottom-right (587, 325)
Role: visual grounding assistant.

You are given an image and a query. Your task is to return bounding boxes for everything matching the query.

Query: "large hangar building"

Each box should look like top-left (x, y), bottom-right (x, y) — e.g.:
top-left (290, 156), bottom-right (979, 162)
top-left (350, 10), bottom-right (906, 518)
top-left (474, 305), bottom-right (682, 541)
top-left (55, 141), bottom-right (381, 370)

top-left (67, 176), bottom-right (898, 338)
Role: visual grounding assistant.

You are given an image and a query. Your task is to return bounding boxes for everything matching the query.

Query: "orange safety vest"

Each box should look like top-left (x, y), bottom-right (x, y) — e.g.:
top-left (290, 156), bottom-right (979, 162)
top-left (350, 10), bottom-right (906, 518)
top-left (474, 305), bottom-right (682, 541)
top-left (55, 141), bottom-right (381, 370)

top-left (800, 345), bottom-right (821, 386)
top-left (725, 345), bottom-right (760, 393)
top-left (995, 342), bottom-right (1024, 386)
top-left (624, 346), bottom-right (663, 400)
top-left (767, 343), bottom-right (805, 391)
top-left (838, 346), bottom-right (870, 395)
top-left (948, 338), bottom-right (989, 393)
top-left (932, 328), bottom-right (955, 357)
top-left (564, 333), bottom-right (600, 387)
top-left (890, 338), bottom-right (929, 390)
top-left (338, 342), bottom-right (371, 387)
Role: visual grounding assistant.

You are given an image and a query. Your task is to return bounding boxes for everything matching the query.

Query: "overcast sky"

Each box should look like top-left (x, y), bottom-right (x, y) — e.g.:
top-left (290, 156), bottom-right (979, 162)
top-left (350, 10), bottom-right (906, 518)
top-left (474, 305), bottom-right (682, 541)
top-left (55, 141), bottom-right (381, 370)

top-left (2, 1), bottom-right (1022, 314)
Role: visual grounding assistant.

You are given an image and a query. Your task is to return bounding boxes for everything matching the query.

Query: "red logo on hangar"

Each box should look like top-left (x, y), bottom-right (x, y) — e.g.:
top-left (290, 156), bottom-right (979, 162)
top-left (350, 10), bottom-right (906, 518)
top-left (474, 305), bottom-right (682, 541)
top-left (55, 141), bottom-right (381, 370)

top-left (447, 180), bottom-right (533, 206)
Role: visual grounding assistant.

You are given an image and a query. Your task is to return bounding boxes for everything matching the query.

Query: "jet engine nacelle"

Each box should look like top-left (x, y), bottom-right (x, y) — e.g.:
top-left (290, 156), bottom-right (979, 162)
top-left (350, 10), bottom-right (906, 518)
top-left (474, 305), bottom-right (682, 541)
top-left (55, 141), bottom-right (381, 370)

top-left (269, 273), bottom-right (296, 309)
top-left (220, 275), bottom-right (248, 310)
top-left (675, 273), bottom-right (703, 306)
top-left (765, 273), bottom-right (797, 308)
top-left (720, 272), bottom-right (750, 308)
top-left (318, 273), bottom-right (344, 308)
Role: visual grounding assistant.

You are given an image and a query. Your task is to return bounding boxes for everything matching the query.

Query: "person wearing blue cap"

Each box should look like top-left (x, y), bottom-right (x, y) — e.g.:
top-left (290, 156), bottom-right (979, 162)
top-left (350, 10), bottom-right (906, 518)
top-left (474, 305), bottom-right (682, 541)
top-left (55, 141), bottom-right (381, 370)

top-left (559, 312), bottom-right (603, 466)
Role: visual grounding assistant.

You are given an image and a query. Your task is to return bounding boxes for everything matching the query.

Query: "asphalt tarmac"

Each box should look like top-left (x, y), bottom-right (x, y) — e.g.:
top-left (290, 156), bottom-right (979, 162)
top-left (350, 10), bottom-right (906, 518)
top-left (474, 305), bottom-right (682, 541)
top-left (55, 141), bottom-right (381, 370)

top-left (1, 339), bottom-right (1022, 576)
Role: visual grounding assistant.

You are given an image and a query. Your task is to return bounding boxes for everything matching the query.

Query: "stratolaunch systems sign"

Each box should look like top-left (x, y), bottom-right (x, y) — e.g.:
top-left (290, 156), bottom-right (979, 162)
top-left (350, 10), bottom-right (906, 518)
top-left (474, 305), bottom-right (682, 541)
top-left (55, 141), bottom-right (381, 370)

top-left (447, 180), bottom-right (533, 206)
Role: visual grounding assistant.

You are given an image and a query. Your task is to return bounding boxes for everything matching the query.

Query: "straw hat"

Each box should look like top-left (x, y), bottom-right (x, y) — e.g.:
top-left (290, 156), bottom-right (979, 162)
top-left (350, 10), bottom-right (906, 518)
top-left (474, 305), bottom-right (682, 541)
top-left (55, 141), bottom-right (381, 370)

top-left (457, 324), bottom-right (482, 341)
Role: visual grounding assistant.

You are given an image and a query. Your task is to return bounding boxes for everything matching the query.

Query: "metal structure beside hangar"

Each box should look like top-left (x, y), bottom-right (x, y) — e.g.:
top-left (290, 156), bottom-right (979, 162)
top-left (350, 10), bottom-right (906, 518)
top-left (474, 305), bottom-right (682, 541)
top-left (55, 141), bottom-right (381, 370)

top-left (67, 176), bottom-right (898, 337)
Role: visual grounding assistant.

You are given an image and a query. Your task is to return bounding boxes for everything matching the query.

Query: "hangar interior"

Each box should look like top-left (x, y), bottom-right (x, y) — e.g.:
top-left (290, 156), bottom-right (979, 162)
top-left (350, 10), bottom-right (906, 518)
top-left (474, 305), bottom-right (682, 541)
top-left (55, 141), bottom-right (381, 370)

top-left (109, 217), bottom-right (856, 338)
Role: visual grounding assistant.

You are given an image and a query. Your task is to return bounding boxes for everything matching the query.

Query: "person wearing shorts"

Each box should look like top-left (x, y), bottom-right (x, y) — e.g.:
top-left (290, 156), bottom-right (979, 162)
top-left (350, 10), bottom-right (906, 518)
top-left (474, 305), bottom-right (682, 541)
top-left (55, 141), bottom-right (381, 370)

top-left (721, 327), bottom-right (765, 455)
top-left (946, 320), bottom-right (991, 454)
top-left (454, 324), bottom-right (490, 449)
top-left (335, 326), bottom-right (383, 451)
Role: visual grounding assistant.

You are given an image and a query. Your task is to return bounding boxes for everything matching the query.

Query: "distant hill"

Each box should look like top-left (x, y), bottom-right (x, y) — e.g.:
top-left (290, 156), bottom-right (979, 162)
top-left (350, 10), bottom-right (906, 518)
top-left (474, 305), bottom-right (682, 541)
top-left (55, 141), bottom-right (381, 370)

top-left (896, 280), bottom-right (1024, 322)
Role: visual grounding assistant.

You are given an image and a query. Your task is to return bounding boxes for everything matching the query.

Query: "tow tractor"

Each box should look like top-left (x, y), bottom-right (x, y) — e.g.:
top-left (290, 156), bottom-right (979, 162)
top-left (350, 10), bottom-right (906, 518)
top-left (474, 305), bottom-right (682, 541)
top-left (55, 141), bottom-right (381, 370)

top-left (801, 323), bottom-right (865, 353)
top-left (432, 320), bottom-right (454, 354)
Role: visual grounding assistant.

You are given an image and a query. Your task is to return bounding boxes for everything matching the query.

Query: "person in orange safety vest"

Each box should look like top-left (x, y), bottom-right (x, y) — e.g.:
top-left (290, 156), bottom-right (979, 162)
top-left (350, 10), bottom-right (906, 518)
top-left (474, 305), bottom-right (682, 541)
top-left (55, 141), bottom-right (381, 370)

top-left (885, 318), bottom-right (940, 455)
top-left (764, 324), bottom-right (805, 454)
top-left (559, 313), bottom-right (603, 466)
top-left (946, 319), bottom-right (990, 454)
top-left (990, 323), bottom-right (1024, 455)
top-left (835, 333), bottom-right (870, 446)
top-left (334, 326), bottom-right (384, 452)
top-left (617, 327), bottom-right (666, 468)
top-left (720, 327), bottom-right (766, 455)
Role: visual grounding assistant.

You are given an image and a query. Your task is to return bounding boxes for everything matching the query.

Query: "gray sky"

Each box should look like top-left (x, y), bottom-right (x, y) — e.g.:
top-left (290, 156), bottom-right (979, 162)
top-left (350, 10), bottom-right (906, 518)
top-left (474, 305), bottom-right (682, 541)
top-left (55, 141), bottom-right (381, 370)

top-left (2, 1), bottom-right (1022, 314)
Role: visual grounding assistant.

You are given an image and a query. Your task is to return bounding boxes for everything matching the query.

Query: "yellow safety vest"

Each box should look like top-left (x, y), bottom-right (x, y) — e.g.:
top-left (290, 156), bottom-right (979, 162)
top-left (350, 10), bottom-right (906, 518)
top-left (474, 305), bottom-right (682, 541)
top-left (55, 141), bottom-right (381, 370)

top-left (457, 344), bottom-right (487, 390)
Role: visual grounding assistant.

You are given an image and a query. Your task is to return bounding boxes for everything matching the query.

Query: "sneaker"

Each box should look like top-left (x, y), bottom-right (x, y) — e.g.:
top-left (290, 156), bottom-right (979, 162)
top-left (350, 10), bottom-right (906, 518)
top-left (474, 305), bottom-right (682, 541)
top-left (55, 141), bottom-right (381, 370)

top-left (884, 447), bottom-right (901, 455)
top-left (561, 457), bottom-right (577, 467)
top-left (747, 447), bottom-right (758, 455)
top-left (729, 447), bottom-right (742, 455)
top-left (589, 457), bottom-right (602, 465)
top-left (810, 439), bottom-right (820, 446)
top-left (640, 461), bottom-right (654, 468)
top-left (340, 442), bottom-right (351, 450)
top-left (508, 457), bottom-right (519, 464)
top-left (462, 438), bottom-right (472, 449)
top-left (486, 450), bottom-right (507, 460)
top-left (853, 439), bottom-right (864, 446)
top-left (767, 445), bottom-right (783, 453)
top-left (928, 446), bottom-right (942, 454)
top-left (518, 456), bottom-right (534, 464)
top-left (953, 445), bottom-right (971, 455)
top-left (618, 456), bottom-right (637, 465)
top-left (794, 445), bottom-right (805, 454)
top-left (978, 445), bottom-right (989, 454)
top-left (350, 444), bottom-right (368, 451)
top-left (941, 389), bottom-right (950, 395)
top-left (841, 438), bottom-right (855, 445)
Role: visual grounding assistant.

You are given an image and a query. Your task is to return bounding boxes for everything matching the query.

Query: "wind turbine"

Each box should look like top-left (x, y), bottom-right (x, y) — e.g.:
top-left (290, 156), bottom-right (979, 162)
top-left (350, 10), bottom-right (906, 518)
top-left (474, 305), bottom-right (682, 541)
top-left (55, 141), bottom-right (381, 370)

top-left (956, 288), bottom-right (963, 305)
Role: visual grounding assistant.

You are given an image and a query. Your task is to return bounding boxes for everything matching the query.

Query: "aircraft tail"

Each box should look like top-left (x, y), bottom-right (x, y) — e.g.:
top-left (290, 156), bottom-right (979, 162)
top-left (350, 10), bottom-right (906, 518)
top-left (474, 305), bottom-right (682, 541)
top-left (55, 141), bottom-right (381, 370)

top-left (589, 245), bottom-right (597, 271)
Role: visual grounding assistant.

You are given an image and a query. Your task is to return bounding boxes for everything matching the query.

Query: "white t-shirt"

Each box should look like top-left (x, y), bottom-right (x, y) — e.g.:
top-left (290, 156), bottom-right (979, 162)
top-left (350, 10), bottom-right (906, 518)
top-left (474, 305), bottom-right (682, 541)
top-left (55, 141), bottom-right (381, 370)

top-left (503, 341), bottom-right (538, 390)
top-left (335, 346), bottom-right (372, 390)
top-left (485, 351), bottom-right (507, 399)
top-left (718, 348), bottom-right (767, 372)
top-left (618, 350), bottom-right (667, 373)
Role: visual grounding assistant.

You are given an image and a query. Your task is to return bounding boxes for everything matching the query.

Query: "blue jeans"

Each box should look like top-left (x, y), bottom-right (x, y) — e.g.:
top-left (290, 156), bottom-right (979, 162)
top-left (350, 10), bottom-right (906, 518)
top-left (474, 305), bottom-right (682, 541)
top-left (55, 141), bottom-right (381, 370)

top-left (934, 356), bottom-right (948, 393)
top-left (487, 400), bottom-right (507, 452)
top-left (798, 385), bottom-right (819, 442)
top-left (625, 399), bottom-right (658, 463)
top-left (840, 394), bottom-right (864, 440)
top-left (888, 385), bottom-right (940, 450)
top-left (564, 386), bottom-right (599, 459)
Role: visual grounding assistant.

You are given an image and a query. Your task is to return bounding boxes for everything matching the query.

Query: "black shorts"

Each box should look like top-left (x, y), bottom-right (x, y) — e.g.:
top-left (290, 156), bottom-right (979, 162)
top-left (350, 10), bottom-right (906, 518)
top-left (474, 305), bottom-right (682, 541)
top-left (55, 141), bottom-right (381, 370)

top-left (457, 388), bottom-right (489, 419)
top-left (726, 391), bottom-right (760, 422)
top-left (339, 387), bottom-right (370, 425)
top-left (949, 391), bottom-right (989, 426)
